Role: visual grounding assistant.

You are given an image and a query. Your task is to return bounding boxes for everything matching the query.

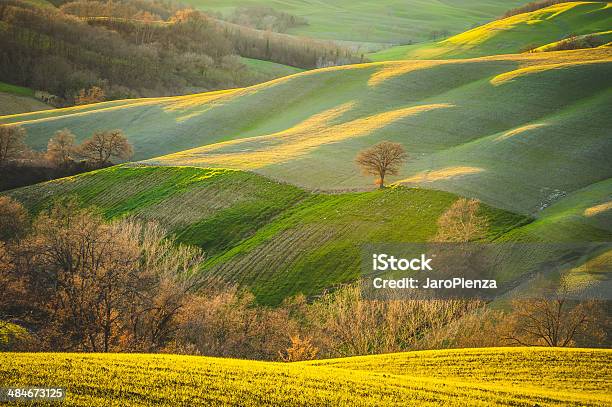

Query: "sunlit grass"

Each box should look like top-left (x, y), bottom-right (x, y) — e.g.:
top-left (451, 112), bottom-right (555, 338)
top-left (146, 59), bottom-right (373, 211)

top-left (1, 348), bottom-right (610, 406)
top-left (369, 2), bottom-right (612, 61)
top-left (151, 103), bottom-right (452, 169)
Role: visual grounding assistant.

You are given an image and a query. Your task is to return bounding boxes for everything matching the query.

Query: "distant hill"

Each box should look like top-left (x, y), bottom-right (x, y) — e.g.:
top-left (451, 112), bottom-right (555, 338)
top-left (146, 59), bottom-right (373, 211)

top-left (183, 0), bottom-right (526, 46)
top-left (369, 2), bottom-right (612, 61)
top-left (2, 348), bottom-right (611, 405)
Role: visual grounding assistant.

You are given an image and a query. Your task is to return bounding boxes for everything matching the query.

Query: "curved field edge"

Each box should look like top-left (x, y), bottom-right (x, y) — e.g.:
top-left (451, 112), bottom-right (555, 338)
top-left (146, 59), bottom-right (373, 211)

top-left (1, 348), bottom-right (610, 406)
top-left (181, 0), bottom-right (526, 45)
top-left (367, 2), bottom-right (612, 61)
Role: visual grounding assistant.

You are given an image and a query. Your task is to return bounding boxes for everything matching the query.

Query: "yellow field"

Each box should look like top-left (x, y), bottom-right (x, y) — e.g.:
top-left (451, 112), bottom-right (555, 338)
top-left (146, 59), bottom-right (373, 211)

top-left (2, 348), bottom-right (610, 406)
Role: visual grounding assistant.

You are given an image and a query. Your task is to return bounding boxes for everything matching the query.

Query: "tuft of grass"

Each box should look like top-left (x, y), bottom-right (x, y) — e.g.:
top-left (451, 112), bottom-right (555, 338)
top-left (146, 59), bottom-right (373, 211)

top-left (1, 348), bottom-right (610, 406)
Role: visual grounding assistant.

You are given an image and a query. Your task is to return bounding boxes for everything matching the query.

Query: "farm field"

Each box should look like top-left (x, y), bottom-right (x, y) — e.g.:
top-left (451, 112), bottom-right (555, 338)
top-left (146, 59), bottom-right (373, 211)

top-left (3, 47), bottom-right (611, 218)
top-left (1, 348), bottom-right (610, 406)
top-left (0, 92), bottom-right (52, 116)
top-left (368, 2), bottom-right (612, 61)
top-left (240, 57), bottom-right (305, 78)
top-left (1, 2), bottom-right (611, 405)
top-left (0, 82), bottom-right (52, 115)
top-left (181, 0), bottom-right (525, 46)
top-left (7, 165), bottom-right (610, 304)
top-left (6, 165), bottom-right (530, 303)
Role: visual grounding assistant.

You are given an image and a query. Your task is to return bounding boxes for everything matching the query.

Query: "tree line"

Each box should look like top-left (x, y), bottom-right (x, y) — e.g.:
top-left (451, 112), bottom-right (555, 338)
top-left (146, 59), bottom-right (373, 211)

top-left (222, 5), bottom-right (308, 33)
top-left (1, 194), bottom-right (608, 358)
top-left (0, 125), bottom-right (132, 191)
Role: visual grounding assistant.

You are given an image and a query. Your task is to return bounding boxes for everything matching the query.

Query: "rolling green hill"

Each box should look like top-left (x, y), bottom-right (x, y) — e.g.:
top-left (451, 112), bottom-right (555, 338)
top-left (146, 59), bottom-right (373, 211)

top-left (6, 165), bottom-right (530, 303)
top-left (369, 2), bottom-right (612, 61)
top-left (3, 48), bottom-right (610, 218)
top-left (7, 165), bottom-right (609, 304)
top-left (181, 0), bottom-right (526, 46)
top-left (2, 348), bottom-right (610, 406)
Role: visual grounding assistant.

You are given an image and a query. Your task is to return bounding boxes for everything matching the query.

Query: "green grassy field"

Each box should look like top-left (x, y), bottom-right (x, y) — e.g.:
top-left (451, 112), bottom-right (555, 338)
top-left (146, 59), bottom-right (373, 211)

top-left (0, 92), bottom-right (52, 116)
top-left (181, 0), bottom-right (525, 46)
top-left (0, 82), bottom-right (52, 115)
top-left (3, 48), bottom-right (610, 218)
top-left (7, 165), bottom-right (530, 303)
top-left (368, 2), bottom-right (612, 61)
top-left (240, 57), bottom-right (304, 77)
top-left (7, 165), bottom-right (609, 304)
top-left (1, 348), bottom-right (610, 406)
top-left (0, 81), bottom-right (34, 97)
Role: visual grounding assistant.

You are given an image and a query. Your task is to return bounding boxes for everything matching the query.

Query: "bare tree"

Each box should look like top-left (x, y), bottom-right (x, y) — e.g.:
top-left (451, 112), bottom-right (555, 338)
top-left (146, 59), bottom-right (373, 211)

top-left (18, 199), bottom-right (204, 352)
top-left (0, 125), bottom-right (28, 166)
top-left (46, 129), bottom-right (76, 168)
top-left (503, 290), bottom-right (606, 347)
top-left (356, 141), bottom-right (407, 188)
top-left (433, 198), bottom-right (489, 242)
top-left (78, 130), bottom-right (133, 165)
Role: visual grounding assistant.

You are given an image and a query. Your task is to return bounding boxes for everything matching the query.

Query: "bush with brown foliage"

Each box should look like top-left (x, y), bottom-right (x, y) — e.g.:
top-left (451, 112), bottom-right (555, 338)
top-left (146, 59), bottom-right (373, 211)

top-left (2, 198), bottom-right (204, 352)
top-left (433, 198), bottom-right (489, 242)
top-left (502, 291), bottom-right (609, 347)
top-left (280, 335), bottom-right (319, 362)
top-left (0, 196), bottom-right (29, 241)
top-left (0, 125), bottom-right (29, 166)
top-left (74, 86), bottom-right (106, 105)
top-left (46, 129), bottom-right (77, 168)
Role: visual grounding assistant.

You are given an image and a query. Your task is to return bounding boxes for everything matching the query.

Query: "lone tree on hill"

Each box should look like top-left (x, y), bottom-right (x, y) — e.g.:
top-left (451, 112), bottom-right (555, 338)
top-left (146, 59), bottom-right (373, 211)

top-left (356, 141), bottom-right (408, 188)
top-left (78, 130), bottom-right (133, 166)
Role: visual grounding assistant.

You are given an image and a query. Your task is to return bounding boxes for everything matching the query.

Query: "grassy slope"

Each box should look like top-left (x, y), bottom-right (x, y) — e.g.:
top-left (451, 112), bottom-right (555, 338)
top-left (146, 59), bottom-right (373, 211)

top-left (0, 82), bottom-right (52, 115)
top-left (1, 348), bottom-right (610, 406)
top-left (369, 2), bottom-right (612, 61)
top-left (3, 49), bottom-right (610, 218)
top-left (240, 57), bottom-right (305, 77)
top-left (0, 81), bottom-right (35, 97)
top-left (6, 166), bottom-right (527, 304)
top-left (0, 93), bottom-right (52, 116)
top-left (182, 0), bottom-right (525, 46)
top-left (8, 165), bottom-right (609, 304)
top-left (532, 30), bottom-right (612, 52)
